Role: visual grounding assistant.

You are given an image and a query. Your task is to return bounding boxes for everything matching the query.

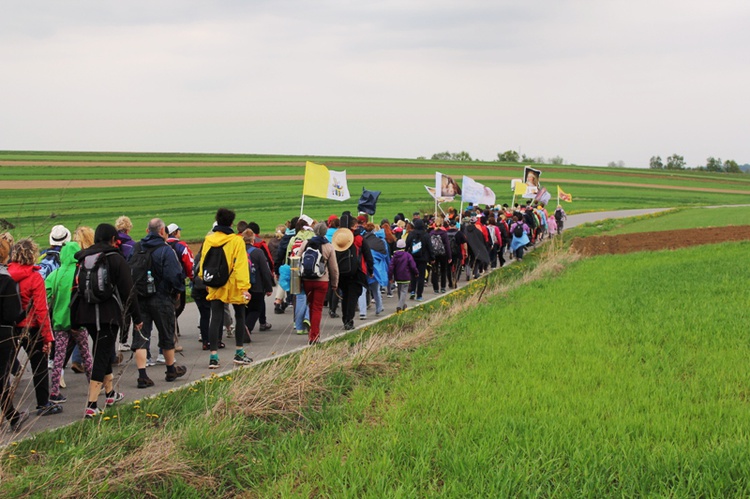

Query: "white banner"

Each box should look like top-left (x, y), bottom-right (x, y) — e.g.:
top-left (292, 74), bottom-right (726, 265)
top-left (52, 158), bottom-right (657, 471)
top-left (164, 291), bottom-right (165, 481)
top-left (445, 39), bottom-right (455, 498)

top-left (462, 176), bottom-right (496, 205)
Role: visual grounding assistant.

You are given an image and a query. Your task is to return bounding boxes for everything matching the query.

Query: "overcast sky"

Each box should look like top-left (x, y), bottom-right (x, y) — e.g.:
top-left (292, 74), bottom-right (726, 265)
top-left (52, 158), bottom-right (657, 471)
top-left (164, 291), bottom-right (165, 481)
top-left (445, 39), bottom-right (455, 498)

top-left (1, 1), bottom-right (748, 168)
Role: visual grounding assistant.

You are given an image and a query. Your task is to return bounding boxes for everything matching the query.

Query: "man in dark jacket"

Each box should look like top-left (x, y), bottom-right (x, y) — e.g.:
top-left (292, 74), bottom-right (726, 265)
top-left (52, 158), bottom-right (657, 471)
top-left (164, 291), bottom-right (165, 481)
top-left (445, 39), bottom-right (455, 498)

top-left (73, 223), bottom-right (143, 418)
top-left (273, 216), bottom-right (299, 314)
top-left (241, 227), bottom-right (275, 335)
top-left (404, 218), bottom-right (434, 301)
top-left (131, 219), bottom-right (186, 388)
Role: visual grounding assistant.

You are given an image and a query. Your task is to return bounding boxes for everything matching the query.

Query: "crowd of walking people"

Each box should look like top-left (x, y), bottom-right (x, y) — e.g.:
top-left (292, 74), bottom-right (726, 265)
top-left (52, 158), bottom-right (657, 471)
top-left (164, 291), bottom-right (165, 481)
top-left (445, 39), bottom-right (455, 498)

top-left (0, 201), bottom-right (566, 429)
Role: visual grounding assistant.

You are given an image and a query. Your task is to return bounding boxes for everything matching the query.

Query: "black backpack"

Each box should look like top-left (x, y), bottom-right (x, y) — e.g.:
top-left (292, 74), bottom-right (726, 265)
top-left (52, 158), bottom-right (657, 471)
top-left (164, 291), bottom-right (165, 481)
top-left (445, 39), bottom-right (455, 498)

top-left (300, 240), bottom-right (326, 279)
top-left (524, 211), bottom-right (537, 229)
top-left (129, 243), bottom-right (159, 298)
top-left (430, 233), bottom-right (446, 257)
top-left (336, 244), bottom-right (360, 278)
top-left (554, 209), bottom-right (563, 222)
top-left (513, 223), bottom-right (524, 238)
top-left (202, 243), bottom-right (231, 288)
top-left (76, 251), bottom-right (117, 304)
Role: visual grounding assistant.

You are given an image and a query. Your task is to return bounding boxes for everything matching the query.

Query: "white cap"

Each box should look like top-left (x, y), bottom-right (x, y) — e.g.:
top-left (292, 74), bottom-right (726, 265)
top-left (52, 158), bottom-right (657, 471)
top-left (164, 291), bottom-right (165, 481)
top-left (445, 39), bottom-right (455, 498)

top-left (167, 223), bottom-right (181, 235)
top-left (49, 225), bottom-right (71, 246)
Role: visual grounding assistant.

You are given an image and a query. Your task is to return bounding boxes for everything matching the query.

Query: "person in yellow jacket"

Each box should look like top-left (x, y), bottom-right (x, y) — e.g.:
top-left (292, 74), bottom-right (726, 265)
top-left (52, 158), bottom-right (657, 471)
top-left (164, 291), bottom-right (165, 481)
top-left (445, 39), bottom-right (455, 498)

top-left (198, 208), bottom-right (252, 369)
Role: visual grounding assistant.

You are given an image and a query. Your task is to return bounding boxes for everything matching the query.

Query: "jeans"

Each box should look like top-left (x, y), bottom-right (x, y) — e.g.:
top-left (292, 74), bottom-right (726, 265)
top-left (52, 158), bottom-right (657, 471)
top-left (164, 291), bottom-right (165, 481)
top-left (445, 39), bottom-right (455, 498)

top-left (358, 281), bottom-right (383, 317)
top-left (293, 292), bottom-right (309, 331)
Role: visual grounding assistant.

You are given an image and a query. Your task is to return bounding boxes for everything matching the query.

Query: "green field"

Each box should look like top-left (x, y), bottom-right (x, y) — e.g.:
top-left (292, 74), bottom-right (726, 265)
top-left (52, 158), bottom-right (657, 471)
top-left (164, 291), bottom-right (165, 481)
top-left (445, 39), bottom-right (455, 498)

top-left (2, 151), bottom-right (750, 242)
top-left (3, 228), bottom-right (750, 496)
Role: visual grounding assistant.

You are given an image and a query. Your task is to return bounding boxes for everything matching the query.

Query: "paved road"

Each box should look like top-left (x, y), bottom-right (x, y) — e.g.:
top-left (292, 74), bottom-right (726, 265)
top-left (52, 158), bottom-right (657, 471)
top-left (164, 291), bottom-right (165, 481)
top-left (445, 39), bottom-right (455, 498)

top-left (3, 207), bottom-right (668, 442)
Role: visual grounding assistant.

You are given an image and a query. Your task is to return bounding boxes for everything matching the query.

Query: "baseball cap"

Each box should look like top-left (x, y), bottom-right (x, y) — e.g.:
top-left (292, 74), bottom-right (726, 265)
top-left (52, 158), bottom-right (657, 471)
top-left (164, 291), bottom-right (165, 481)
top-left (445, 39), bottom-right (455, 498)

top-left (167, 223), bottom-right (181, 235)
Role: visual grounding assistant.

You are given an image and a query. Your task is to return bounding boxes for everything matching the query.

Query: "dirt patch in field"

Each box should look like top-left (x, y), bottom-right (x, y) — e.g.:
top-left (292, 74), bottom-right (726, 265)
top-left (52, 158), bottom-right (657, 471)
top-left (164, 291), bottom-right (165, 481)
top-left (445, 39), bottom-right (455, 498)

top-left (570, 226), bottom-right (750, 256)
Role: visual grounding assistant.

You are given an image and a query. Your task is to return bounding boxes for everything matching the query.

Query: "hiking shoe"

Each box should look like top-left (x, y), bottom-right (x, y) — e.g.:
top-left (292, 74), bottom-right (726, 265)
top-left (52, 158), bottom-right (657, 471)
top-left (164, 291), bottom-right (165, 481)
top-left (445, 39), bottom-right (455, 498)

top-left (105, 392), bottom-right (125, 407)
top-left (344, 321), bottom-right (355, 331)
top-left (165, 365), bottom-right (187, 382)
top-left (156, 354), bottom-right (166, 364)
top-left (137, 377), bottom-right (155, 389)
top-left (84, 407), bottom-right (104, 419)
top-left (259, 323), bottom-right (272, 331)
top-left (233, 353), bottom-right (253, 365)
top-left (36, 402), bottom-right (63, 416)
top-left (49, 393), bottom-right (67, 404)
top-left (10, 411), bottom-right (29, 432)
top-left (71, 361), bottom-right (85, 374)
top-left (208, 358), bottom-right (220, 369)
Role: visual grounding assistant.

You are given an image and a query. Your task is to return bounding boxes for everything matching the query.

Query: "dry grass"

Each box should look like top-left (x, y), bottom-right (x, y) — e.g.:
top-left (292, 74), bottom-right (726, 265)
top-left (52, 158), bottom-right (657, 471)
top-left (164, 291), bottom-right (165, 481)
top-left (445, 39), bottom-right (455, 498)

top-left (217, 242), bottom-right (580, 422)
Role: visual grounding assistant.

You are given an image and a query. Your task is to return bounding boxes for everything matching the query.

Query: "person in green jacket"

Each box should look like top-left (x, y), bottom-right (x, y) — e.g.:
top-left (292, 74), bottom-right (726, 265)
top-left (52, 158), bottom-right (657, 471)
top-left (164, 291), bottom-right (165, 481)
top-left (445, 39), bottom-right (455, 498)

top-left (45, 240), bottom-right (93, 403)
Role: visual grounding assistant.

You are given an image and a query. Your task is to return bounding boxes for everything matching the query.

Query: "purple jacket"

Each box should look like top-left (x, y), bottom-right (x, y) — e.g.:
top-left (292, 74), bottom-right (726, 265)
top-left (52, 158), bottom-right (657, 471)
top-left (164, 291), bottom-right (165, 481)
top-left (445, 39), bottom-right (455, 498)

top-left (118, 231), bottom-right (136, 260)
top-left (388, 250), bottom-right (418, 282)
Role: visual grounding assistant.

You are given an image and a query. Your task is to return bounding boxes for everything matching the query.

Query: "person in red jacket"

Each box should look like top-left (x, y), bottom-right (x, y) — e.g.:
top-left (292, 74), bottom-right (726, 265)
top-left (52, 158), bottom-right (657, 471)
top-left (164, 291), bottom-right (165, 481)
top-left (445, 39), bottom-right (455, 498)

top-left (7, 238), bottom-right (63, 416)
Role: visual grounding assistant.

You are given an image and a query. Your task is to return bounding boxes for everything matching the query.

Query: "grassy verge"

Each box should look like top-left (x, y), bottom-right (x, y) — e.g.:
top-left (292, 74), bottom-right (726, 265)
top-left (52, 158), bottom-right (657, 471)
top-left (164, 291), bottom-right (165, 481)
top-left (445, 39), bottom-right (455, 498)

top-left (5, 221), bottom-right (750, 496)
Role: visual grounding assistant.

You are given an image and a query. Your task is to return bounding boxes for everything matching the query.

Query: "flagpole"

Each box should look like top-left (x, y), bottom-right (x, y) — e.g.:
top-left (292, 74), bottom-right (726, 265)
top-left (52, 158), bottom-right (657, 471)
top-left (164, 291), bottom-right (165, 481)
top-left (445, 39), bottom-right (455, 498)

top-left (300, 194), bottom-right (305, 218)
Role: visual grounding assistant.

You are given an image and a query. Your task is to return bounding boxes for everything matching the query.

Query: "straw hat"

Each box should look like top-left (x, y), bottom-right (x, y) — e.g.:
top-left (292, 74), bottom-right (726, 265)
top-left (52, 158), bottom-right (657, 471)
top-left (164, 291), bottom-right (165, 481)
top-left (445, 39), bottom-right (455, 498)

top-left (331, 228), bottom-right (353, 251)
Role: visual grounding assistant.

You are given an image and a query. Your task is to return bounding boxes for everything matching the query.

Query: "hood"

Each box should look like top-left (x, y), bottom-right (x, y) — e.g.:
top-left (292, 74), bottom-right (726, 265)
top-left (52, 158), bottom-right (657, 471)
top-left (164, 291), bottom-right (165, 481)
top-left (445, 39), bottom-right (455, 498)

top-left (7, 262), bottom-right (37, 282)
top-left (205, 230), bottom-right (237, 247)
top-left (413, 219), bottom-right (425, 231)
top-left (118, 231), bottom-right (133, 244)
top-left (60, 241), bottom-right (82, 265)
top-left (374, 228), bottom-right (386, 239)
top-left (141, 233), bottom-right (168, 249)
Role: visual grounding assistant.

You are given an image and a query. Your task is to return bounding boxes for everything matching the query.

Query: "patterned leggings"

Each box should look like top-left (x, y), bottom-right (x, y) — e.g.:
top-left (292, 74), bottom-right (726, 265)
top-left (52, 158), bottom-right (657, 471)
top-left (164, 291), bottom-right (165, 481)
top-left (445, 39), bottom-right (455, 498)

top-left (50, 329), bottom-right (93, 396)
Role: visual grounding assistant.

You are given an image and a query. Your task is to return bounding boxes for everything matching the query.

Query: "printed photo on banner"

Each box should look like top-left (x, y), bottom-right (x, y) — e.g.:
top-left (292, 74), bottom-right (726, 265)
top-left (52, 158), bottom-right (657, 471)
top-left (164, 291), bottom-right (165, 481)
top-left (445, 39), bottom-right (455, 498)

top-left (436, 172), bottom-right (461, 200)
top-left (533, 187), bottom-right (551, 205)
top-left (462, 175), bottom-right (496, 206)
top-left (522, 166), bottom-right (542, 199)
top-left (425, 185), bottom-right (449, 204)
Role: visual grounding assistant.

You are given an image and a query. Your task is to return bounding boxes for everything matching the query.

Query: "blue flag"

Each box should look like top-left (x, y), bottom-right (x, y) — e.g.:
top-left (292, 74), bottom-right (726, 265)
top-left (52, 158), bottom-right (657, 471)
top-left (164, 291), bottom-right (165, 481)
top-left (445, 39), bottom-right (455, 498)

top-left (357, 188), bottom-right (381, 215)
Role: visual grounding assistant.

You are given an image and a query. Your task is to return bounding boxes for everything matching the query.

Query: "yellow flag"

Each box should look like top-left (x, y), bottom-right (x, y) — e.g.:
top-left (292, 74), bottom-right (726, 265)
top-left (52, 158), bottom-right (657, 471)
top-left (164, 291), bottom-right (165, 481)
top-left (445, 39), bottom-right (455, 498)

top-left (514, 179), bottom-right (527, 196)
top-left (303, 161), bottom-right (350, 201)
top-left (558, 186), bottom-right (572, 202)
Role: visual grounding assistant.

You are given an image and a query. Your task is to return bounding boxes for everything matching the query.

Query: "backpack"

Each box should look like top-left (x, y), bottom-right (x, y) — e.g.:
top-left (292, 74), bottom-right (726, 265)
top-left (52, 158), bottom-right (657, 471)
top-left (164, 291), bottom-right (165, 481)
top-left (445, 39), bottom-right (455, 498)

top-left (447, 232), bottom-right (460, 261)
top-left (430, 233), bottom-right (446, 257)
top-left (129, 243), bottom-right (160, 298)
top-left (513, 223), bottom-right (524, 238)
top-left (554, 209), bottom-right (564, 222)
top-left (524, 211), bottom-right (537, 229)
top-left (246, 246), bottom-right (257, 286)
top-left (76, 251), bottom-right (117, 304)
top-left (201, 243), bottom-right (231, 288)
top-left (300, 239), bottom-right (326, 279)
top-left (38, 249), bottom-right (61, 280)
top-left (336, 244), bottom-right (360, 278)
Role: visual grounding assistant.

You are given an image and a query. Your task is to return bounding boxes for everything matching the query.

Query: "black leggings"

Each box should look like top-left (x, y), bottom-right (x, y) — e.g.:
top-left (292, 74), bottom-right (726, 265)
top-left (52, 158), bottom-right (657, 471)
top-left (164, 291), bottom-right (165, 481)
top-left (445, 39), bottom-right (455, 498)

top-left (84, 323), bottom-right (118, 383)
top-left (0, 343), bottom-right (21, 423)
top-left (209, 301), bottom-right (245, 351)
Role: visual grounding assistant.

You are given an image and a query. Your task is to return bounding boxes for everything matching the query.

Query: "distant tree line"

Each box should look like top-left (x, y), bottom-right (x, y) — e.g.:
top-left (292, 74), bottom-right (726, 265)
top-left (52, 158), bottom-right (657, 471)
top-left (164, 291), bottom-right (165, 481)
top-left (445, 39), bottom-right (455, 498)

top-left (425, 150), bottom-right (566, 165)
top-left (650, 154), bottom-right (744, 173)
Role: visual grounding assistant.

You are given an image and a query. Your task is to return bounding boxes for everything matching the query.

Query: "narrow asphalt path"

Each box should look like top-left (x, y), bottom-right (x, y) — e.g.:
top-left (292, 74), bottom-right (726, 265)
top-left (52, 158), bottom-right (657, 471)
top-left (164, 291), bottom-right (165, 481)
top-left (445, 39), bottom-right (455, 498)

top-left (3, 207), bottom-right (669, 442)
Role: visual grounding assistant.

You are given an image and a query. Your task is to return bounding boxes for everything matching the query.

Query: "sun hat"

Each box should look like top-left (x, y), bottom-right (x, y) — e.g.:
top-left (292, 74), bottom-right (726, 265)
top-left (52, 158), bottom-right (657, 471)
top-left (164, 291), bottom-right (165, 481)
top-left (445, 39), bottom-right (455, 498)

top-left (167, 223), bottom-right (181, 235)
top-left (49, 225), bottom-right (71, 246)
top-left (331, 228), bottom-right (354, 251)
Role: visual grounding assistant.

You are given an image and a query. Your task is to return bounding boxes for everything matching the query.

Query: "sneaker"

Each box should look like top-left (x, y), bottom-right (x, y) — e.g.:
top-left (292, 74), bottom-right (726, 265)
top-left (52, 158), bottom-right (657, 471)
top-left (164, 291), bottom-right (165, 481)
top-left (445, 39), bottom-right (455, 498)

top-left (259, 323), bottom-right (272, 331)
top-left (47, 359), bottom-right (54, 369)
top-left (105, 392), bottom-right (125, 407)
top-left (409, 293), bottom-right (415, 300)
top-left (274, 305), bottom-right (285, 314)
top-left (165, 365), bottom-right (187, 382)
top-left (71, 362), bottom-right (85, 374)
top-left (344, 321), bottom-right (355, 331)
top-left (118, 343), bottom-right (131, 352)
top-left (396, 307), bottom-right (402, 312)
top-left (59, 371), bottom-right (66, 389)
top-left (329, 311), bottom-right (339, 318)
top-left (296, 329), bottom-right (307, 335)
top-left (10, 411), bottom-right (29, 431)
top-left (303, 319), bottom-right (311, 331)
top-left (233, 353), bottom-right (253, 365)
top-left (440, 288), bottom-right (446, 293)
top-left (416, 297), bottom-right (424, 301)
top-left (174, 344), bottom-right (183, 352)
top-left (225, 325), bottom-right (235, 338)
top-left (137, 377), bottom-right (154, 389)
top-left (386, 293), bottom-right (394, 298)
top-left (308, 339), bottom-right (319, 346)
top-left (146, 358), bottom-right (156, 367)
top-left (202, 343), bottom-right (210, 351)
top-left (156, 354), bottom-right (166, 364)
top-left (36, 402), bottom-right (63, 416)
top-left (49, 393), bottom-right (67, 404)
top-left (359, 315), bottom-right (366, 320)
top-left (84, 407), bottom-right (104, 419)
top-left (208, 357), bottom-right (220, 369)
